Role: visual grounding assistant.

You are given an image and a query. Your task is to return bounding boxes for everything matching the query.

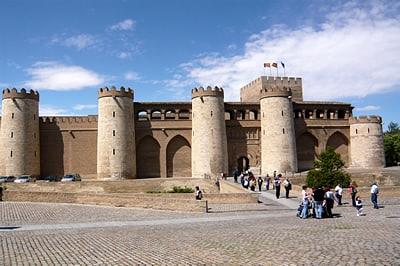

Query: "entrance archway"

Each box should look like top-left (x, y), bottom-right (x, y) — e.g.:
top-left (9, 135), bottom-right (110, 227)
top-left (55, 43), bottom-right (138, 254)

top-left (237, 156), bottom-right (250, 173)
top-left (136, 136), bottom-right (161, 178)
top-left (166, 135), bottom-right (191, 177)
top-left (326, 131), bottom-right (349, 166)
top-left (297, 132), bottom-right (319, 171)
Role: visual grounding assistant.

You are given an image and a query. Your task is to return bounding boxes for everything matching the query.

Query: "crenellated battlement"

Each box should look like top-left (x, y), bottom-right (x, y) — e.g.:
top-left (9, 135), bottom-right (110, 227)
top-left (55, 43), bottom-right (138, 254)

top-left (192, 86), bottom-right (224, 99)
top-left (98, 86), bottom-right (133, 99)
top-left (2, 88), bottom-right (39, 101)
top-left (349, 115), bottom-right (382, 124)
top-left (39, 116), bottom-right (98, 125)
top-left (260, 86), bottom-right (292, 99)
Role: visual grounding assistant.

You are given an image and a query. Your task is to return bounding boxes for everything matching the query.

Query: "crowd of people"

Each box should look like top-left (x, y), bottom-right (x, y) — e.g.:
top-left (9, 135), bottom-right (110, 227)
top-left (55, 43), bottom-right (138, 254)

top-left (233, 169), bottom-right (292, 199)
top-left (298, 181), bottom-right (381, 219)
top-left (216, 168), bottom-right (382, 219)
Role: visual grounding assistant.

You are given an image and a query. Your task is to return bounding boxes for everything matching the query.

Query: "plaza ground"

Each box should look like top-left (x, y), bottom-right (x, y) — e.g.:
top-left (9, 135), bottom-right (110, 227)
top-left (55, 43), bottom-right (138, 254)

top-left (1, 192), bottom-right (399, 265)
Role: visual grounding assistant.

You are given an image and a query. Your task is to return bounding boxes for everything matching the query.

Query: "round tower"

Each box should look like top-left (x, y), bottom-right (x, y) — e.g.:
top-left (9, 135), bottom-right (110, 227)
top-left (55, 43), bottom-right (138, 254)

top-left (97, 86), bottom-right (136, 179)
top-left (349, 116), bottom-right (385, 168)
top-left (260, 86), bottom-right (297, 175)
top-left (191, 86), bottom-right (228, 179)
top-left (0, 88), bottom-right (40, 177)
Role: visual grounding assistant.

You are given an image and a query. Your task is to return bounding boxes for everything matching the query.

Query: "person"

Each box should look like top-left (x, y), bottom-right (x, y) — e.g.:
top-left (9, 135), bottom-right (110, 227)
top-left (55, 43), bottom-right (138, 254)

top-left (355, 196), bottom-right (364, 216)
top-left (349, 182), bottom-right (358, 207)
top-left (274, 174), bottom-right (282, 199)
top-left (249, 178), bottom-right (256, 191)
top-left (324, 187), bottom-right (334, 218)
top-left (334, 184), bottom-right (343, 206)
top-left (215, 175), bottom-right (220, 190)
top-left (283, 178), bottom-right (292, 198)
top-left (265, 175), bottom-right (270, 190)
top-left (195, 186), bottom-right (203, 200)
top-left (233, 168), bottom-right (239, 183)
top-left (300, 186), bottom-right (309, 219)
top-left (313, 187), bottom-right (325, 219)
top-left (243, 176), bottom-right (249, 189)
top-left (240, 173), bottom-right (245, 187)
top-left (371, 182), bottom-right (379, 209)
top-left (257, 176), bottom-right (263, 192)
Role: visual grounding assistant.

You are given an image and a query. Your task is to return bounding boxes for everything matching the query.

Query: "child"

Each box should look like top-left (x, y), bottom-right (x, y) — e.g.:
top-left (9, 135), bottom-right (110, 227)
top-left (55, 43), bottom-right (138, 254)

top-left (355, 196), bottom-right (364, 216)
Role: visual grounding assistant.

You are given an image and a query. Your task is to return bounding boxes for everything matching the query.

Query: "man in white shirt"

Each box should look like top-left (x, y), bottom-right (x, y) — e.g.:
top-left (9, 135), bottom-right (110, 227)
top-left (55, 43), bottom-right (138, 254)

top-left (335, 184), bottom-right (343, 206)
top-left (370, 182), bottom-right (379, 209)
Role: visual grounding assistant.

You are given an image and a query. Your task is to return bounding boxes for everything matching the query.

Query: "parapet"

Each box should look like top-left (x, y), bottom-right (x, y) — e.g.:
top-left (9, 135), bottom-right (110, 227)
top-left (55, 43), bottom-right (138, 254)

top-left (192, 86), bottom-right (224, 99)
top-left (349, 115), bottom-right (382, 124)
top-left (262, 76), bottom-right (302, 86)
top-left (98, 86), bottom-right (133, 99)
top-left (2, 88), bottom-right (39, 101)
top-left (260, 86), bottom-right (292, 99)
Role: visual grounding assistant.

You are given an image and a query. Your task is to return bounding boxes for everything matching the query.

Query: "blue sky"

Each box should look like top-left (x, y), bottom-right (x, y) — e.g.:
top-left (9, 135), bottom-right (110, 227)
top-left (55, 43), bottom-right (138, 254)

top-left (0, 0), bottom-right (399, 129)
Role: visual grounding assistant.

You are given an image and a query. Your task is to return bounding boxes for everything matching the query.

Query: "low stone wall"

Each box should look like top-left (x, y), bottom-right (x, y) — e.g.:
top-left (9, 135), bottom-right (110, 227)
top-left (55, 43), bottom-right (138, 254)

top-left (219, 180), bottom-right (249, 193)
top-left (3, 178), bottom-right (219, 194)
top-left (3, 191), bottom-right (206, 212)
top-left (2, 189), bottom-right (258, 212)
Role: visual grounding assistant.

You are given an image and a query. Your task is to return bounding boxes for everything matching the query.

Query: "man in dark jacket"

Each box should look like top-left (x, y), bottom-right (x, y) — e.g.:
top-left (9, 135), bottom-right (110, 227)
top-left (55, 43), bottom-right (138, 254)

top-left (313, 187), bottom-right (325, 219)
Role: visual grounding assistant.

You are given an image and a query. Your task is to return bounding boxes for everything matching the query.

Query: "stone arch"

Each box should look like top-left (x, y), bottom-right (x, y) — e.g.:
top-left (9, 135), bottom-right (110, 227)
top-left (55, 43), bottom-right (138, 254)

top-left (297, 132), bottom-right (319, 171)
top-left (136, 135), bottom-right (161, 178)
top-left (237, 156), bottom-right (250, 173)
top-left (166, 135), bottom-right (191, 177)
top-left (326, 131), bottom-right (349, 165)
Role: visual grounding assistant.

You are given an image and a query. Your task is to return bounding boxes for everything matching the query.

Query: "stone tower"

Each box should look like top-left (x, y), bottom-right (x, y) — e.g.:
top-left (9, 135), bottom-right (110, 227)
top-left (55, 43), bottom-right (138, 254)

top-left (191, 86), bottom-right (228, 178)
top-left (0, 88), bottom-right (40, 177)
top-left (97, 87), bottom-right (136, 179)
top-left (349, 116), bottom-right (385, 168)
top-left (260, 86), bottom-right (297, 175)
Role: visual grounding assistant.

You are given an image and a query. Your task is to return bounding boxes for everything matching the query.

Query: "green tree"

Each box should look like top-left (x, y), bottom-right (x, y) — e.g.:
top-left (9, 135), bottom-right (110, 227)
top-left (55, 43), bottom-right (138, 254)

top-left (387, 121), bottom-right (400, 134)
top-left (384, 122), bottom-right (400, 166)
top-left (306, 147), bottom-right (351, 188)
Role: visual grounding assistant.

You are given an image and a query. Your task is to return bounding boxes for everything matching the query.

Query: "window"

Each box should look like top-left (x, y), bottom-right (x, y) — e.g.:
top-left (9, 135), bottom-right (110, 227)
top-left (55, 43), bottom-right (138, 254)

top-left (33, 114), bottom-right (36, 120)
top-left (211, 111), bottom-right (213, 117)
top-left (34, 133), bottom-right (36, 139)
top-left (112, 111), bottom-right (116, 117)
top-left (10, 150), bottom-right (13, 157)
top-left (356, 129), bottom-right (358, 134)
top-left (11, 132), bottom-right (13, 138)
top-left (281, 110), bottom-right (284, 116)
top-left (283, 128), bottom-right (285, 134)
top-left (112, 149), bottom-right (115, 155)
top-left (34, 151), bottom-right (37, 158)
top-left (368, 128), bottom-right (370, 133)
top-left (11, 113), bottom-right (14, 119)
top-left (113, 130), bottom-right (115, 136)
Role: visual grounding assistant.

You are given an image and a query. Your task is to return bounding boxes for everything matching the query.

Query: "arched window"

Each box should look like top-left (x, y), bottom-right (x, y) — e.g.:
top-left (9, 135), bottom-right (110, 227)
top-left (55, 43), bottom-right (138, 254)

top-left (151, 111), bottom-right (162, 120)
top-left (137, 111), bottom-right (148, 121)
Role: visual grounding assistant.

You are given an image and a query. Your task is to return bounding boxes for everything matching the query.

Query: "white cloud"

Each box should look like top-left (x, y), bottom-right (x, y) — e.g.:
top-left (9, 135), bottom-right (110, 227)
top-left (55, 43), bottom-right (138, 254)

top-left (39, 105), bottom-right (70, 116)
top-left (124, 71), bottom-right (140, 81)
top-left (355, 105), bottom-right (381, 112)
top-left (118, 52), bottom-right (131, 59)
top-left (73, 104), bottom-right (97, 111)
top-left (25, 62), bottom-right (105, 91)
top-left (51, 34), bottom-right (97, 50)
top-left (110, 19), bottom-right (135, 31)
top-left (173, 1), bottom-right (400, 101)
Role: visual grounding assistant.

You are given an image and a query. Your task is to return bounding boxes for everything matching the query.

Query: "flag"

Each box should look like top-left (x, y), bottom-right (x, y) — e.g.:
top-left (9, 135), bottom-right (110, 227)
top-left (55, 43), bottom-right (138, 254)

top-left (263, 63), bottom-right (270, 68)
top-left (271, 62), bottom-right (278, 68)
top-left (281, 62), bottom-right (285, 68)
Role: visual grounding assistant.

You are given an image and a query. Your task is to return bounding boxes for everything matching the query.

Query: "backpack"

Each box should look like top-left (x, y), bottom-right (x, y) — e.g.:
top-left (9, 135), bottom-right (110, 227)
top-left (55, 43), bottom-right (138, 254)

top-left (287, 183), bottom-right (292, 190)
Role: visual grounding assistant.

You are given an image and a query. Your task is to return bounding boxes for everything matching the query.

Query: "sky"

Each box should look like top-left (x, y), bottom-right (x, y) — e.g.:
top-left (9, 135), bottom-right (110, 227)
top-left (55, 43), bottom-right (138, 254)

top-left (0, 0), bottom-right (399, 129)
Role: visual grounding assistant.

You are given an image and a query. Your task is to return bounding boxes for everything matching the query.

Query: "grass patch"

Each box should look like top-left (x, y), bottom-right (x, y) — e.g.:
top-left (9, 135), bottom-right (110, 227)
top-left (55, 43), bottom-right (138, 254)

top-left (145, 186), bottom-right (194, 194)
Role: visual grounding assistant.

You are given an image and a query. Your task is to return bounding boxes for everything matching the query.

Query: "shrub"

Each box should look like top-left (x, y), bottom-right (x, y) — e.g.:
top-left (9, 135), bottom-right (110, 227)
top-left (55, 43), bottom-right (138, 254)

top-left (306, 147), bottom-right (351, 188)
top-left (169, 186), bottom-right (194, 193)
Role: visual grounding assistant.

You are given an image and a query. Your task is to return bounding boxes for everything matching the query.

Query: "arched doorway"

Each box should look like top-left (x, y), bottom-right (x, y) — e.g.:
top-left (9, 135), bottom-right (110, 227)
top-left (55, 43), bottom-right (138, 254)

top-left (326, 131), bottom-right (349, 165)
top-left (237, 156), bottom-right (250, 173)
top-left (136, 136), bottom-right (161, 178)
top-left (297, 132), bottom-right (319, 171)
top-left (166, 135), bottom-right (191, 177)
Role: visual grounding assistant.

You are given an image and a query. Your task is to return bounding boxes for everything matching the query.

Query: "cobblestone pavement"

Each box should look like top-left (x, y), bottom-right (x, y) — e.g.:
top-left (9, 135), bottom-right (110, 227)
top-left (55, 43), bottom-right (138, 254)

top-left (1, 199), bottom-right (399, 265)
